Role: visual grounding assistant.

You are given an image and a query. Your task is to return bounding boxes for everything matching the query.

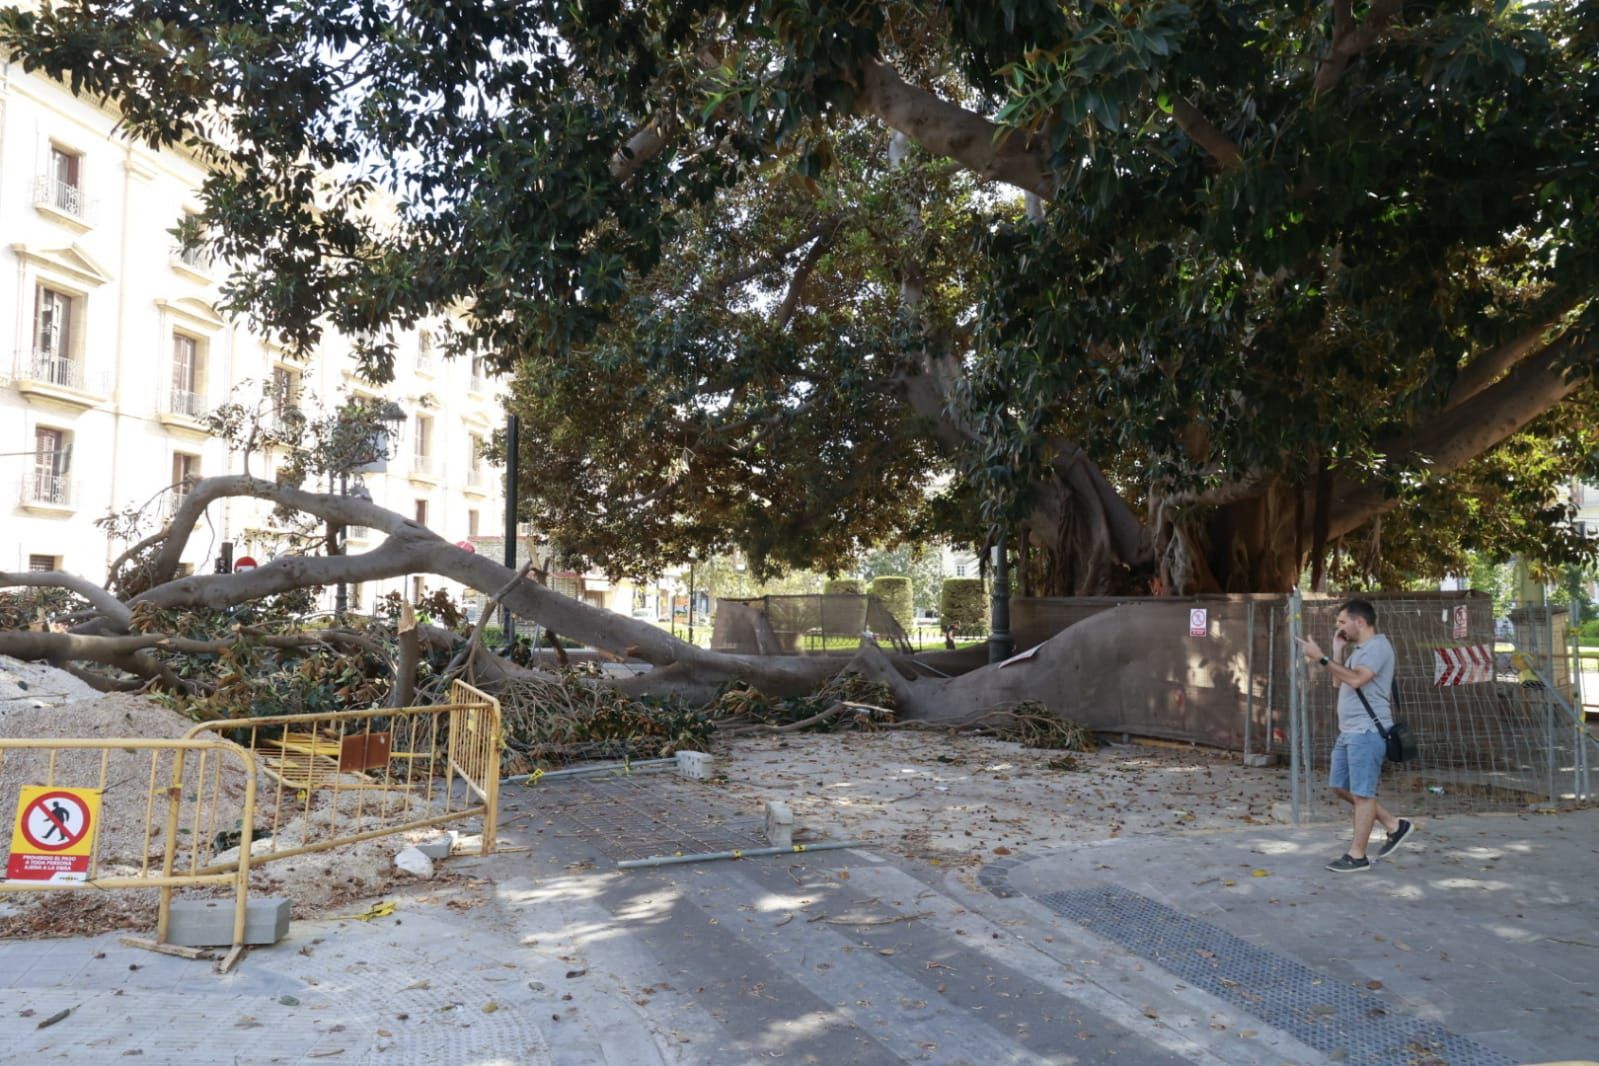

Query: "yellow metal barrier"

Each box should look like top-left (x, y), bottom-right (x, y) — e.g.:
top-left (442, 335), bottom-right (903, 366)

top-left (183, 680), bottom-right (501, 871)
top-left (0, 736), bottom-right (258, 959)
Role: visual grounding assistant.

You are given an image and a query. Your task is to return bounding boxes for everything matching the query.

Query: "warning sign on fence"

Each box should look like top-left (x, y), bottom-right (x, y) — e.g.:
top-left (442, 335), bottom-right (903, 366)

top-left (1189, 609), bottom-right (1208, 637)
top-left (1452, 604), bottom-right (1469, 639)
top-left (1433, 644), bottom-right (1495, 687)
top-left (6, 786), bottom-right (101, 883)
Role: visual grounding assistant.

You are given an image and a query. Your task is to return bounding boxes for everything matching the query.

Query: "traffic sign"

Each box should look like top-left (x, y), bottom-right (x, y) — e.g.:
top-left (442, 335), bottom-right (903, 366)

top-left (233, 555), bottom-right (259, 573)
top-left (7, 786), bottom-right (102, 882)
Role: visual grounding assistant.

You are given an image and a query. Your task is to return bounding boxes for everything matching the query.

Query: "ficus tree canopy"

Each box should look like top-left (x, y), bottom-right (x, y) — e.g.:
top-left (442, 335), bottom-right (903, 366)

top-left (6, 0), bottom-right (1597, 593)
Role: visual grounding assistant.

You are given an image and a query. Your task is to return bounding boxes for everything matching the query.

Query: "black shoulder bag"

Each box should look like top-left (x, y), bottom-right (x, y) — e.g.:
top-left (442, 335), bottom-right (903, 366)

top-left (1354, 682), bottom-right (1418, 764)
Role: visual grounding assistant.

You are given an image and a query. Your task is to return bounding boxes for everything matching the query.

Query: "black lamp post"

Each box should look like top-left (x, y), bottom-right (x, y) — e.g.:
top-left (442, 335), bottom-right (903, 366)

top-left (687, 550), bottom-right (698, 646)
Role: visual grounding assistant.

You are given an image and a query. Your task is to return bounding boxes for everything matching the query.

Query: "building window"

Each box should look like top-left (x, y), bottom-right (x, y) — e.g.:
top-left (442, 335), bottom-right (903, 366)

top-left (414, 499), bottom-right (428, 526)
top-left (28, 554), bottom-right (58, 572)
top-left (31, 427), bottom-right (71, 506)
top-left (413, 414), bottom-right (434, 475)
top-left (172, 452), bottom-right (199, 499)
top-left (171, 333), bottom-right (205, 417)
top-left (469, 355), bottom-right (489, 394)
top-left (411, 575), bottom-right (425, 603)
top-left (417, 329), bottom-right (436, 372)
top-left (32, 286), bottom-right (80, 387)
top-left (270, 365), bottom-right (300, 425)
top-left (38, 146), bottom-right (85, 217)
top-left (955, 563), bottom-right (967, 577)
top-left (467, 509), bottom-right (479, 537)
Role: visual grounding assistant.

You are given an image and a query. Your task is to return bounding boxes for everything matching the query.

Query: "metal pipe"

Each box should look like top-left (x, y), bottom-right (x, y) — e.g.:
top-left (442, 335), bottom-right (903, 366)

top-left (617, 840), bottom-right (865, 870)
top-left (1288, 588), bottom-right (1303, 824)
top-left (505, 758), bottom-right (676, 786)
top-left (1265, 606), bottom-right (1277, 755)
top-left (501, 413), bottom-right (519, 644)
top-left (1244, 601), bottom-right (1256, 757)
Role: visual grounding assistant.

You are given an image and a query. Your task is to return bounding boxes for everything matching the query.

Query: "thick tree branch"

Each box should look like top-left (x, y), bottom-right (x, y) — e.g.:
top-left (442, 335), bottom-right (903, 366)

top-left (854, 61), bottom-right (1052, 199)
top-left (609, 120), bottom-right (672, 181)
top-left (774, 231), bottom-right (832, 329)
top-left (1170, 95), bottom-right (1242, 169)
top-left (0, 570), bottom-right (135, 629)
top-left (1445, 295), bottom-right (1587, 411)
top-left (1327, 330), bottom-right (1594, 538)
top-left (1314, 0), bottom-right (1405, 96)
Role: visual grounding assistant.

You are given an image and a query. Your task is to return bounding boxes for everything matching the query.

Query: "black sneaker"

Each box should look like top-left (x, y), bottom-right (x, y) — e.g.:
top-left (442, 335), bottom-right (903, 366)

top-left (1326, 853), bottom-right (1372, 873)
top-left (1376, 819), bottom-right (1413, 859)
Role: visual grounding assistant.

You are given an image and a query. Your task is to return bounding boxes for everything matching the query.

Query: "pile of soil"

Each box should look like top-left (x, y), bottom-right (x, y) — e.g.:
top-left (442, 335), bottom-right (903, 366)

top-left (0, 663), bottom-right (467, 940)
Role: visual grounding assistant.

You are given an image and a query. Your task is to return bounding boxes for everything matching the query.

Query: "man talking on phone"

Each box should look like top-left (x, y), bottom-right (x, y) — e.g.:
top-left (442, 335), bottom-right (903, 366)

top-left (1295, 599), bottom-right (1413, 872)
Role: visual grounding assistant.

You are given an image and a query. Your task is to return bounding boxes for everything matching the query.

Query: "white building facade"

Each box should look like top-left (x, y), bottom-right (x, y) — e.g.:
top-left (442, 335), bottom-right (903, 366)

top-left (1, 62), bottom-right (507, 610)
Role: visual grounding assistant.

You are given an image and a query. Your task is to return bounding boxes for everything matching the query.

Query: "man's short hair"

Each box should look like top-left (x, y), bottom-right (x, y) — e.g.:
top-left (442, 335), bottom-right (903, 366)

top-left (1339, 599), bottom-right (1377, 628)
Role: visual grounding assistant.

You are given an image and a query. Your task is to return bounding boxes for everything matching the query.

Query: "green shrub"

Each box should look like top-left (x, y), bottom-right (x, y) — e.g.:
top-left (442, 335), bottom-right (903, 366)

top-left (870, 576), bottom-right (913, 629)
top-left (1577, 618), bottom-right (1599, 642)
top-left (824, 578), bottom-right (865, 597)
top-left (939, 577), bottom-right (987, 631)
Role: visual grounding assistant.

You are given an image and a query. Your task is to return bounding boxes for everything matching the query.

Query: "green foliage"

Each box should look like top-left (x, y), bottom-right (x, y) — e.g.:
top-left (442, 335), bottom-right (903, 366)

top-left (939, 577), bottom-right (987, 631)
top-left (0, 587), bottom-right (87, 631)
top-left (10, 1), bottom-right (1595, 591)
top-left (861, 544), bottom-right (944, 615)
top-left (869, 576), bottom-right (913, 628)
top-left (823, 578), bottom-right (865, 597)
top-left (500, 672), bottom-right (716, 765)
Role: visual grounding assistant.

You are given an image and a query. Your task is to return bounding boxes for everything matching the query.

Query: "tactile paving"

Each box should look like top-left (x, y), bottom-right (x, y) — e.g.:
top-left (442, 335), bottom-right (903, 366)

top-left (523, 772), bottom-right (770, 862)
top-left (1033, 887), bottom-right (1512, 1066)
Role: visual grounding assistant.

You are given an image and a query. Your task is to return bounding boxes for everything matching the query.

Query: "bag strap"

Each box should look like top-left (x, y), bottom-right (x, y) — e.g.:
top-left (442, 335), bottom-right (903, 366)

top-left (1353, 684), bottom-right (1392, 741)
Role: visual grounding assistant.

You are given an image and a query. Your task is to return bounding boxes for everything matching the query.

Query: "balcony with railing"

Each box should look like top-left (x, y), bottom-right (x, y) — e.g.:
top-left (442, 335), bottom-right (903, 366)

top-left (408, 452), bottom-right (440, 483)
top-left (21, 471), bottom-right (74, 512)
top-left (464, 465), bottom-right (490, 495)
top-left (16, 351), bottom-right (107, 407)
top-left (159, 387), bottom-right (210, 433)
top-left (468, 373), bottom-right (491, 396)
top-left (170, 242), bottom-right (214, 280)
top-left (32, 176), bottom-right (92, 228)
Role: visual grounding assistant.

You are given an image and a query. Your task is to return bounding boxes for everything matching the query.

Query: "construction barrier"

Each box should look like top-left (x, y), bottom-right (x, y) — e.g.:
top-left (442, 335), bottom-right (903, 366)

top-left (183, 680), bottom-right (502, 872)
top-left (0, 736), bottom-right (258, 961)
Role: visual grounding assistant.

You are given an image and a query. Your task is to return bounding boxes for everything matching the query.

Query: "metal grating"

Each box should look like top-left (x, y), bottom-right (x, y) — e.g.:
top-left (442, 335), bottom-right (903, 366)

top-left (523, 772), bottom-right (771, 862)
top-left (1034, 888), bottom-right (1513, 1066)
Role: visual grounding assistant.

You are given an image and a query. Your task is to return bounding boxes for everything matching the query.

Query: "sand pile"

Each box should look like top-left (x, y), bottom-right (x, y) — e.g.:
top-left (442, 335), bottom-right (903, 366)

top-left (0, 662), bottom-right (484, 939)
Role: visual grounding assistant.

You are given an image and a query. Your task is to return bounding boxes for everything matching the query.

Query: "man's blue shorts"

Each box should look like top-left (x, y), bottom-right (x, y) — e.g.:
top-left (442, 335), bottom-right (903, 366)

top-left (1329, 730), bottom-right (1387, 798)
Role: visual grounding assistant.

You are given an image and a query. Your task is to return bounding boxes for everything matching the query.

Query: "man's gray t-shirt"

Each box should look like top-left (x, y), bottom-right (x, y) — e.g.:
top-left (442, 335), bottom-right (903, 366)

top-left (1336, 634), bottom-right (1395, 734)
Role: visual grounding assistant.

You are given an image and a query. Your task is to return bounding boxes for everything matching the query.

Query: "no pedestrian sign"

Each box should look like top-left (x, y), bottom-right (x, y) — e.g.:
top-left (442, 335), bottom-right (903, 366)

top-left (6, 786), bottom-right (101, 883)
top-left (1189, 608), bottom-right (1208, 638)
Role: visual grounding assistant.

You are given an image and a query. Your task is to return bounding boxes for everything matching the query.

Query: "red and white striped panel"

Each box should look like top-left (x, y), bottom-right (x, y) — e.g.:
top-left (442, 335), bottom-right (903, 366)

top-left (1433, 644), bottom-right (1495, 686)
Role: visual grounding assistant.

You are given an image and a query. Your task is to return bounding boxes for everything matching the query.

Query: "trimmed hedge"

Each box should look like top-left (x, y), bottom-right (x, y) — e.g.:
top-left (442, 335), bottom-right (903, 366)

top-left (870, 576), bottom-right (914, 629)
top-left (824, 578), bottom-right (866, 597)
top-left (939, 577), bottom-right (987, 631)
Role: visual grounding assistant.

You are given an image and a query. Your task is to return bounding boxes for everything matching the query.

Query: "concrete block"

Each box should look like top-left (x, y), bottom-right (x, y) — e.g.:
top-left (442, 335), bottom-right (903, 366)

top-left (764, 801), bottom-right (794, 849)
top-left (1242, 752), bottom-right (1277, 768)
top-left (166, 897), bottom-right (289, 948)
top-left (414, 832), bottom-right (457, 860)
top-left (394, 846), bottom-right (435, 879)
top-left (675, 751), bottom-right (713, 781)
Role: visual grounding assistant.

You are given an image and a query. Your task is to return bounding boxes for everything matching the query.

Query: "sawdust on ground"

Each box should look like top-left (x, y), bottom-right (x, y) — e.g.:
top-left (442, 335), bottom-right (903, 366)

top-left (712, 729), bottom-right (1292, 864)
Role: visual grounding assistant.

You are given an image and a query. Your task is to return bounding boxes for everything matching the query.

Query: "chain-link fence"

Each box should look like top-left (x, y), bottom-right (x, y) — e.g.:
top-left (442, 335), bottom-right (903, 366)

top-left (1285, 591), bottom-right (1596, 824)
top-left (711, 594), bottom-right (914, 654)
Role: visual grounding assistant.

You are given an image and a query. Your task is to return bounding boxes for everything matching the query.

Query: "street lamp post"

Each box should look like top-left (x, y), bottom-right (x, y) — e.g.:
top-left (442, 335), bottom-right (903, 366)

top-left (687, 551), bottom-right (698, 646)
